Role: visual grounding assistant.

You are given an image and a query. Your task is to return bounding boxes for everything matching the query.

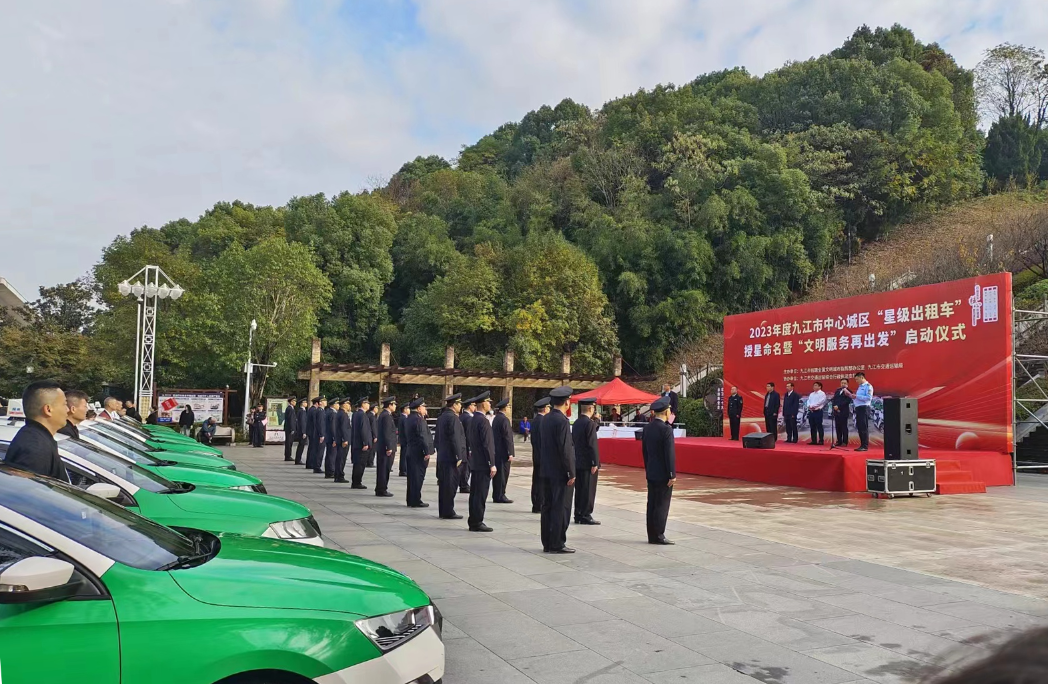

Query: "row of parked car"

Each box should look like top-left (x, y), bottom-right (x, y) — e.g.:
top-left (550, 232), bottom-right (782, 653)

top-left (0, 416), bottom-right (445, 684)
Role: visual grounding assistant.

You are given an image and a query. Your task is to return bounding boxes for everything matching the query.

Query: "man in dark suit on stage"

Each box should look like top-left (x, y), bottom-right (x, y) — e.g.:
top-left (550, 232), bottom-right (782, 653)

top-left (763, 382), bottom-right (780, 440)
top-left (832, 379), bottom-right (851, 446)
top-left (727, 386), bottom-right (743, 440)
top-left (781, 382), bottom-right (800, 444)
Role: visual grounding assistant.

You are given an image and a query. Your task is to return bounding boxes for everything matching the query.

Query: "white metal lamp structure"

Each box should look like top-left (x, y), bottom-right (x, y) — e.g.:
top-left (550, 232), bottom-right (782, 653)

top-left (242, 318), bottom-right (277, 434)
top-left (117, 266), bottom-right (184, 412)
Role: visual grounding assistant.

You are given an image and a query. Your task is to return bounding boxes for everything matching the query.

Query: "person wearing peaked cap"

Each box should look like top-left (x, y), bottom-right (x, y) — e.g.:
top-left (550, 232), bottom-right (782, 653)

top-left (642, 397), bottom-right (676, 545)
top-left (458, 396), bottom-right (476, 495)
top-left (375, 396), bottom-right (397, 497)
top-left (350, 396), bottom-right (373, 489)
top-left (283, 397), bottom-right (298, 462)
top-left (540, 386), bottom-right (576, 553)
top-left (333, 398), bottom-right (352, 483)
top-left (398, 403), bottom-right (410, 477)
top-left (307, 396), bottom-right (328, 474)
top-left (323, 398), bottom-right (339, 478)
top-left (367, 400), bottom-right (379, 467)
top-left (530, 396), bottom-right (551, 513)
top-left (404, 397), bottom-right (434, 507)
top-left (492, 398), bottom-right (514, 504)
top-left (572, 398), bottom-right (601, 525)
top-left (304, 397), bottom-right (319, 470)
top-left (445, 393), bottom-right (462, 404)
top-left (467, 392), bottom-right (497, 531)
top-left (294, 395), bottom-right (309, 465)
top-left (436, 393), bottom-right (466, 519)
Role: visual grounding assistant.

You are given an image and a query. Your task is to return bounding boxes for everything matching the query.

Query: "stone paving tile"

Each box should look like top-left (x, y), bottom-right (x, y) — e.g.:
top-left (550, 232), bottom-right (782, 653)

top-left (803, 642), bottom-right (931, 684)
top-left (696, 605), bottom-right (857, 651)
top-left (444, 636), bottom-right (538, 684)
top-left (532, 570), bottom-right (607, 588)
top-left (617, 577), bottom-right (740, 611)
top-left (453, 610), bottom-right (587, 660)
top-left (641, 663), bottom-right (787, 683)
top-left (496, 588), bottom-right (615, 627)
top-left (814, 594), bottom-right (980, 632)
top-left (923, 601), bottom-right (1048, 631)
top-left (589, 596), bottom-right (728, 638)
top-left (808, 614), bottom-right (987, 665)
top-left (558, 620), bottom-right (718, 675)
top-left (510, 649), bottom-right (652, 684)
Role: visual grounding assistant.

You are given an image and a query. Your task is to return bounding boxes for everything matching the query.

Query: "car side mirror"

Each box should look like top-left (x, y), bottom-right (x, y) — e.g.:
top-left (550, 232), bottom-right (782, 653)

top-left (0, 557), bottom-right (82, 605)
top-left (86, 482), bottom-right (122, 500)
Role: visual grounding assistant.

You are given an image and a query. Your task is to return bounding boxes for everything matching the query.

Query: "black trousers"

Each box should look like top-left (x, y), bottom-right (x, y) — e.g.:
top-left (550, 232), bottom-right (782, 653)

top-left (468, 470), bottom-right (490, 528)
top-left (335, 445), bottom-right (348, 481)
top-left (437, 461), bottom-right (459, 517)
top-left (531, 459), bottom-right (544, 511)
top-left (375, 450), bottom-right (392, 493)
top-left (834, 411), bottom-right (849, 445)
top-left (646, 480), bottom-right (673, 542)
top-left (808, 409), bottom-right (824, 444)
top-left (458, 458), bottom-right (471, 492)
top-left (367, 445), bottom-right (376, 468)
top-left (492, 460), bottom-right (510, 502)
top-left (324, 442), bottom-right (338, 476)
top-left (574, 467), bottom-right (598, 521)
top-left (399, 449), bottom-right (406, 476)
top-left (306, 439), bottom-right (320, 469)
top-left (295, 435), bottom-right (308, 464)
top-left (729, 416), bottom-right (741, 440)
top-left (855, 406), bottom-right (870, 448)
top-left (540, 478), bottom-right (569, 551)
top-left (764, 415), bottom-right (777, 439)
top-left (351, 450), bottom-right (366, 486)
top-left (284, 433), bottom-right (295, 460)
top-left (406, 457), bottom-right (427, 506)
top-left (784, 417), bottom-right (798, 443)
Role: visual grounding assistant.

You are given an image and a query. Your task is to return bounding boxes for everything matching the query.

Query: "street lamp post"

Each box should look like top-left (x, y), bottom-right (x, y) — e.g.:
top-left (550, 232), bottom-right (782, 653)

top-left (118, 266), bottom-right (184, 412)
top-left (241, 318), bottom-right (277, 435)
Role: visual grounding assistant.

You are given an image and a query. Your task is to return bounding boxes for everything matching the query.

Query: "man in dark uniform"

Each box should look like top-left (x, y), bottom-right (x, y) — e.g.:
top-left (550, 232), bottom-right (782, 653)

top-left (334, 399), bottom-right (352, 483)
top-left (4, 380), bottom-right (69, 481)
top-left (642, 396), bottom-right (676, 545)
top-left (59, 389), bottom-right (90, 439)
top-left (832, 379), bottom-right (851, 446)
top-left (458, 396), bottom-right (476, 494)
top-left (572, 397), bottom-right (600, 525)
top-left (295, 398), bottom-right (309, 464)
top-left (304, 397), bottom-right (318, 469)
top-left (311, 396), bottom-right (329, 474)
top-left (249, 404), bottom-right (266, 447)
top-left (375, 396), bottom-right (397, 497)
top-left (398, 404), bottom-right (410, 476)
top-left (403, 398), bottom-right (434, 507)
top-left (283, 397), bottom-right (298, 461)
top-left (782, 383), bottom-right (800, 444)
top-left (351, 397), bottom-right (373, 490)
top-left (727, 387), bottom-right (743, 440)
top-left (323, 397), bottom-right (339, 477)
top-left (367, 403), bottom-right (379, 467)
top-left (435, 393), bottom-right (466, 519)
top-left (530, 397), bottom-right (550, 513)
top-left (763, 382), bottom-right (780, 440)
top-left (492, 398), bottom-right (514, 504)
top-left (467, 392), bottom-right (496, 531)
top-left (540, 386), bottom-right (576, 554)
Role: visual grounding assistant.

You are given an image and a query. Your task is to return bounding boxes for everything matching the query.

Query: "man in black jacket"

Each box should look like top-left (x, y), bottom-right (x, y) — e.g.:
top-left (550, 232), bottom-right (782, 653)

top-left (572, 398), bottom-right (600, 525)
top-left (398, 404), bottom-right (410, 476)
top-left (458, 396), bottom-right (476, 494)
top-left (5, 380), bottom-right (69, 481)
top-left (283, 397), bottom-right (298, 461)
top-left (58, 389), bottom-right (90, 440)
top-left (367, 403), bottom-right (379, 468)
top-left (492, 398), bottom-right (514, 504)
top-left (295, 399), bottom-right (309, 465)
top-left (832, 379), bottom-right (852, 446)
top-left (323, 398), bottom-right (339, 477)
top-left (435, 394), bottom-right (466, 519)
top-left (642, 397), bottom-right (676, 545)
top-left (467, 392), bottom-right (497, 531)
top-left (123, 400), bottom-right (142, 422)
top-left (310, 396), bottom-right (329, 474)
top-left (334, 399), bottom-right (352, 483)
top-left (404, 398), bottom-right (434, 507)
top-left (375, 397), bottom-right (397, 497)
top-left (530, 397), bottom-right (550, 513)
top-left (540, 386), bottom-right (576, 554)
top-left (350, 397), bottom-right (373, 489)
top-left (727, 387), bottom-right (743, 440)
top-left (304, 397), bottom-right (319, 470)
top-left (781, 383), bottom-right (800, 444)
top-left (763, 382), bottom-right (780, 440)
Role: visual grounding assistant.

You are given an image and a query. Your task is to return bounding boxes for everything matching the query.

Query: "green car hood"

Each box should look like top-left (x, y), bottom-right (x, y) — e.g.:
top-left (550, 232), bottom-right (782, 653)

top-left (147, 439), bottom-right (223, 456)
top-left (171, 535), bottom-right (429, 617)
top-left (166, 486), bottom-right (307, 522)
top-left (150, 450), bottom-right (235, 470)
top-left (146, 464), bottom-right (261, 489)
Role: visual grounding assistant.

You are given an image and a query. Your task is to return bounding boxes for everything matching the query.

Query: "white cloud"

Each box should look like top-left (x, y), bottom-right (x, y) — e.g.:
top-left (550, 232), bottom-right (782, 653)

top-left (2, 0), bottom-right (1046, 296)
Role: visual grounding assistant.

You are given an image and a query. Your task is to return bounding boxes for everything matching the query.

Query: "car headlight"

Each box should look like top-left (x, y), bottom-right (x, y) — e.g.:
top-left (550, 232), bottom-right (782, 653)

top-left (263, 518), bottom-right (320, 541)
top-left (229, 485), bottom-right (254, 492)
top-left (355, 604), bottom-right (440, 652)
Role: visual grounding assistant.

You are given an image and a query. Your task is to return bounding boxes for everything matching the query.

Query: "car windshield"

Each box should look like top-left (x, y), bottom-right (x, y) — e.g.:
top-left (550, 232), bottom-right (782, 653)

top-left (91, 419), bottom-right (152, 445)
top-left (82, 426), bottom-right (161, 459)
top-left (0, 466), bottom-right (196, 570)
top-left (58, 438), bottom-right (177, 494)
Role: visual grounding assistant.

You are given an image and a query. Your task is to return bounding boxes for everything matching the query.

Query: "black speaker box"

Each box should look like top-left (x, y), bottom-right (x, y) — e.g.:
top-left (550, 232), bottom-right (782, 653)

top-left (883, 397), bottom-right (918, 460)
top-left (743, 432), bottom-right (776, 449)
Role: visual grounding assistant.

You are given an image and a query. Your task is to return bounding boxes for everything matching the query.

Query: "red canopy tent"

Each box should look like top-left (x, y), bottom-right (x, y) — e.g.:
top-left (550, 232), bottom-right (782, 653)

top-left (572, 378), bottom-right (661, 405)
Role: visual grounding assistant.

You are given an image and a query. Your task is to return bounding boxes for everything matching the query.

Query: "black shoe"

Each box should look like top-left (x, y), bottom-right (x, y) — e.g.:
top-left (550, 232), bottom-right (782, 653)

top-left (376, 491), bottom-right (394, 497)
top-left (649, 538), bottom-right (675, 545)
top-left (550, 547), bottom-right (575, 554)
top-left (294, 461), bottom-right (302, 465)
top-left (470, 524), bottom-right (493, 532)
top-left (494, 498), bottom-right (514, 504)
top-left (580, 518), bottom-right (601, 525)
top-left (284, 458), bottom-right (293, 462)
top-left (399, 472), bottom-right (406, 477)
top-left (856, 446), bottom-right (868, 452)
top-left (542, 547), bottom-right (550, 553)
top-left (408, 502), bottom-right (430, 508)
top-left (333, 478), bottom-right (348, 483)
top-left (325, 474), bottom-right (334, 478)
top-left (312, 469), bottom-right (323, 474)
top-left (532, 508), bottom-right (541, 514)
top-left (441, 514), bottom-right (463, 520)
top-left (459, 488), bottom-right (471, 494)
top-left (350, 483), bottom-right (367, 490)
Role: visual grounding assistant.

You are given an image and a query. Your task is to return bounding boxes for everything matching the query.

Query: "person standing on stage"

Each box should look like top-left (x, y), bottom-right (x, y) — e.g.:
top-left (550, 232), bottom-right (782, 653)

top-left (806, 382), bottom-right (827, 445)
top-left (492, 398), bottom-right (514, 504)
top-left (398, 404), bottom-right (410, 476)
top-left (350, 397), bottom-right (373, 489)
top-left (435, 394), bottom-right (466, 519)
top-left (530, 397), bottom-right (550, 513)
top-left (763, 382), bottom-right (780, 440)
top-left (846, 372), bottom-right (873, 452)
top-left (782, 383), bottom-right (800, 444)
top-left (367, 403), bottom-right (379, 467)
top-left (642, 396), bottom-right (676, 545)
top-left (295, 398), bottom-right (309, 465)
top-left (832, 379), bottom-right (851, 446)
top-left (572, 397), bottom-right (600, 525)
top-left (334, 399), bottom-right (352, 483)
top-left (458, 396), bottom-right (476, 494)
top-left (727, 387), bottom-right (743, 440)
top-left (375, 397), bottom-right (397, 497)
top-left (540, 386), bottom-right (576, 554)
top-left (404, 398), bottom-right (434, 507)
top-left (283, 397), bottom-right (298, 462)
top-left (467, 392), bottom-right (497, 531)
top-left (323, 397), bottom-right (338, 477)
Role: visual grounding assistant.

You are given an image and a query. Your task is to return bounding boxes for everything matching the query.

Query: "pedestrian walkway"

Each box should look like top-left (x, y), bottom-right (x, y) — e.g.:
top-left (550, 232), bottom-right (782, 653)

top-left (227, 445), bottom-right (1048, 684)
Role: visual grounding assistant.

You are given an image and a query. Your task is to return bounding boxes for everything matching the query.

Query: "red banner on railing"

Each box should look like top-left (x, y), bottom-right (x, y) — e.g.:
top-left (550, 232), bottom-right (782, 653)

top-left (723, 273), bottom-right (1014, 453)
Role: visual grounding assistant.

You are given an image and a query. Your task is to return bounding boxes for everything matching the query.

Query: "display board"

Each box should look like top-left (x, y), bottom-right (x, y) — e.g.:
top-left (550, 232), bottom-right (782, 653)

top-left (265, 398), bottom-right (288, 443)
top-left (157, 391), bottom-right (225, 425)
top-left (722, 273), bottom-right (1014, 453)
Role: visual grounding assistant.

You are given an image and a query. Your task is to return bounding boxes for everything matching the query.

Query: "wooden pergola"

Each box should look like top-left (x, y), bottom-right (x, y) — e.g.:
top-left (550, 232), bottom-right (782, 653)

top-left (297, 339), bottom-right (647, 416)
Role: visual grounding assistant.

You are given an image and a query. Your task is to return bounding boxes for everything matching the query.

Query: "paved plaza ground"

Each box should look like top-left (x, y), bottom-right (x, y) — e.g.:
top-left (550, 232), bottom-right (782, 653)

top-left (225, 442), bottom-right (1048, 684)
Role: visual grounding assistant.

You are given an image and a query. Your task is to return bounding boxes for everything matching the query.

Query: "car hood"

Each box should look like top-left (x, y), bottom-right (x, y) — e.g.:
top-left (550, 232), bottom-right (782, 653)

top-left (153, 464), bottom-right (261, 488)
top-left (152, 450), bottom-right (235, 469)
top-left (166, 486), bottom-right (307, 522)
top-left (171, 535), bottom-right (429, 617)
top-left (149, 440), bottom-right (223, 456)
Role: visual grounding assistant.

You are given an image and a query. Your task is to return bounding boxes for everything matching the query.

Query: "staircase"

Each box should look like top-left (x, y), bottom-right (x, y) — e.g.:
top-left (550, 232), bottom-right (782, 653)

top-left (623, 364), bottom-right (722, 422)
top-left (935, 460), bottom-right (986, 495)
top-left (1017, 422), bottom-right (1048, 465)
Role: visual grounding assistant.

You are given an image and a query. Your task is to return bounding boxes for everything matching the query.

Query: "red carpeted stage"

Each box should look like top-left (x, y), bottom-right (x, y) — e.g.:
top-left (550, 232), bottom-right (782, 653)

top-left (598, 437), bottom-right (1013, 492)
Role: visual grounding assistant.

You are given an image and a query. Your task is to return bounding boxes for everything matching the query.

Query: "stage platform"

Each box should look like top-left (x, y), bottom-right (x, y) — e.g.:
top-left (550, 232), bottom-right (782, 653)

top-left (598, 437), bottom-right (1013, 493)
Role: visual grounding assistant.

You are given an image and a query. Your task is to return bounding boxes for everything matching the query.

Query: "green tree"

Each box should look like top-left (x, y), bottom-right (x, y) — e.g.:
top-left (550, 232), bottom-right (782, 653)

top-left (983, 115), bottom-right (1043, 184)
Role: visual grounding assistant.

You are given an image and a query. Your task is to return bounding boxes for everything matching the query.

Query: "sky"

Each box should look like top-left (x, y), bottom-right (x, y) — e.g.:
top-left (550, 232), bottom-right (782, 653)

top-left (2, 0), bottom-right (1046, 299)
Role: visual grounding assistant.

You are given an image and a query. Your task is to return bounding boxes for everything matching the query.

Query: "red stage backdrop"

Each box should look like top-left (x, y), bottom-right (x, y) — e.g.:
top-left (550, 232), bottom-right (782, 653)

top-left (723, 273), bottom-right (1013, 454)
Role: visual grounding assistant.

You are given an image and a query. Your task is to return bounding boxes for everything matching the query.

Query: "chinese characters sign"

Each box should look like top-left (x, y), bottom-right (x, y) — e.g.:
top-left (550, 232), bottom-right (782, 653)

top-left (723, 274), bottom-right (1013, 453)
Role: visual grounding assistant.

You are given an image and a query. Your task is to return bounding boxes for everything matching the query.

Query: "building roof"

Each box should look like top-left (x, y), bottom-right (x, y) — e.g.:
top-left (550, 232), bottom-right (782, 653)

top-left (0, 278), bottom-right (28, 323)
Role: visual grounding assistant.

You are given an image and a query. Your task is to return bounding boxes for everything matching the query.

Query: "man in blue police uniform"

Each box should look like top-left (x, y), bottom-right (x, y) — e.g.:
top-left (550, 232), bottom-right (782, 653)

top-left (727, 387), bottom-right (743, 440)
top-left (540, 386), bottom-right (576, 554)
top-left (846, 372), bottom-right (874, 451)
top-left (642, 396), bottom-right (676, 545)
